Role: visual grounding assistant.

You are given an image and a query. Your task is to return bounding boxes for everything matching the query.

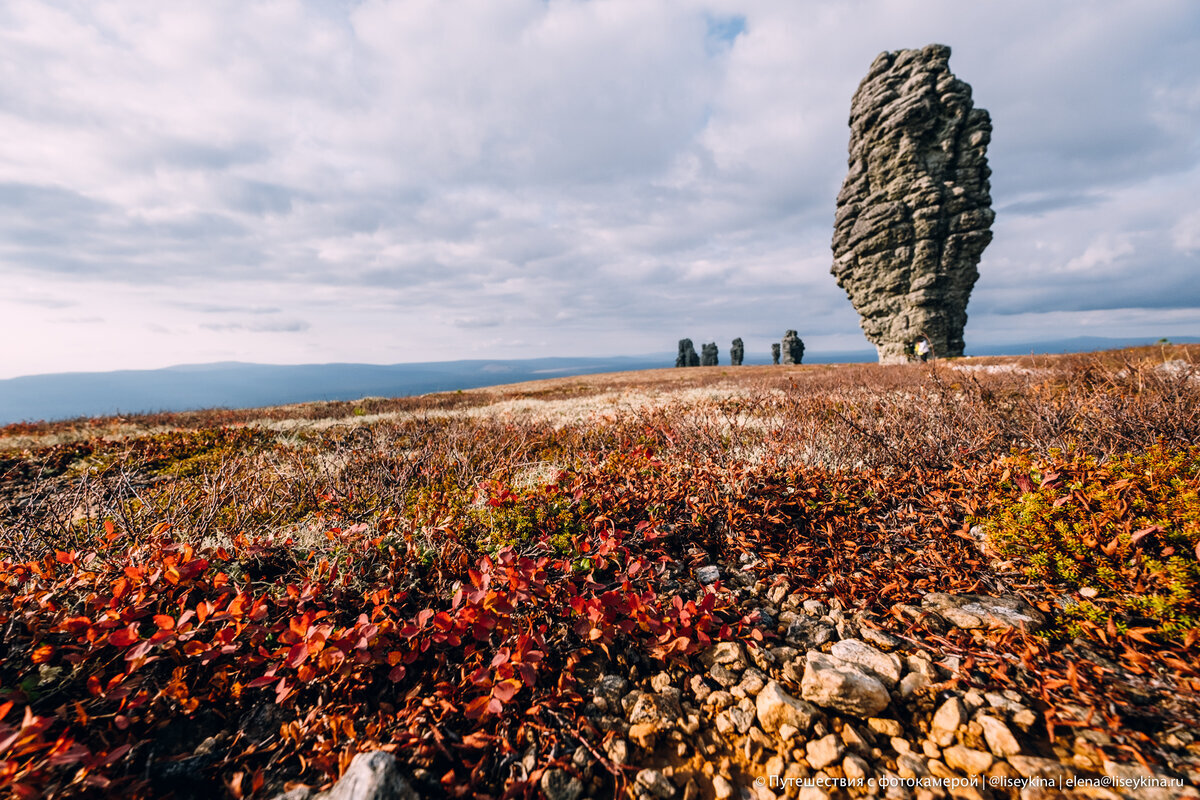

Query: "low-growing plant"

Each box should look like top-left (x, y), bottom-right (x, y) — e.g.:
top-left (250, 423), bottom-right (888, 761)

top-left (981, 443), bottom-right (1200, 644)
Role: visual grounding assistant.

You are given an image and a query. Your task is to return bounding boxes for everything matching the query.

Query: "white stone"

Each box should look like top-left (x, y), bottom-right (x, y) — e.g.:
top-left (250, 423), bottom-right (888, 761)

top-left (829, 639), bottom-right (903, 687)
top-left (977, 715), bottom-right (1020, 757)
top-left (899, 672), bottom-right (930, 698)
top-left (756, 680), bottom-right (818, 733)
top-left (702, 642), bottom-right (748, 671)
top-left (800, 651), bottom-right (890, 718)
top-left (843, 753), bottom-right (870, 782)
top-left (636, 768), bottom-right (677, 799)
top-left (319, 751), bottom-right (418, 800)
top-left (805, 733), bottom-right (845, 770)
top-left (942, 745), bottom-right (993, 774)
top-left (930, 697), bottom-right (966, 747)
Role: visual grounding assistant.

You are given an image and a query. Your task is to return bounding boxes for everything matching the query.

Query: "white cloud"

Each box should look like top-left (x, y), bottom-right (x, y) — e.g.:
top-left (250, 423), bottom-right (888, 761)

top-left (0, 0), bottom-right (1198, 378)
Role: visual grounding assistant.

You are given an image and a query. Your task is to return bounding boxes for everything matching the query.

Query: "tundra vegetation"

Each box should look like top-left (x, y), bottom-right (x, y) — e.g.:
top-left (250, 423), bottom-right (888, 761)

top-left (1, 346), bottom-right (1198, 798)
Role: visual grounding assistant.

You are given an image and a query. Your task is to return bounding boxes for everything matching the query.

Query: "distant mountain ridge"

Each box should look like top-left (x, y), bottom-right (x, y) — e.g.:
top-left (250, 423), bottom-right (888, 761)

top-left (1, 336), bottom-right (1194, 425)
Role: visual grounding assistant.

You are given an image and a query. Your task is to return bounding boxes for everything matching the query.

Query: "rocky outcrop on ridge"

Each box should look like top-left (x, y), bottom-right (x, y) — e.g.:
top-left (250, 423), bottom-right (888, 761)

top-left (781, 331), bottom-right (805, 365)
top-left (701, 343), bottom-right (719, 367)
top-left (676, 339), bottom-right (700, 368)
top-left (731, 339), bottom-right (745, 366)
top-left (771, 344), bottom-right (781, 365)
top-left (831, 44), bottom-right (994, 364)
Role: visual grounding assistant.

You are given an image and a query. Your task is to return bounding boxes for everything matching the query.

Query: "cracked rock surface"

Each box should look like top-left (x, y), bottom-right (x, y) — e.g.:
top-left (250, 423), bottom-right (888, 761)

top-left (831, 43), bottom-right (994, 364)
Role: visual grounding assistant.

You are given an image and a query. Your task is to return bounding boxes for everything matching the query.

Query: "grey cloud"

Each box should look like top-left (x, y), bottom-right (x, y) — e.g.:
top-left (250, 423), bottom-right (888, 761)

top-left (151, 140), bottom-right (271, 171)
top-left (173, 302), bottom-right (282, 314)
top-left (0, 182), bottom-right (109, 215)
top-left (200, 319), bottom-right (311, 333)
top-left (8, 293), bottom-right (76, 310)
top-left (452, 315), bottom-right (504, 329)
top-left (220, 180), bottom-right (304, 217)
top-left (999, 193), bottom-right (1102, 218)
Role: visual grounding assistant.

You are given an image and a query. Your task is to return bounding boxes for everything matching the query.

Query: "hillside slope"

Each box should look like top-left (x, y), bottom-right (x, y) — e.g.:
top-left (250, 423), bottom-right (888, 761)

top-left (1, 346), bottom-right (1199, 799)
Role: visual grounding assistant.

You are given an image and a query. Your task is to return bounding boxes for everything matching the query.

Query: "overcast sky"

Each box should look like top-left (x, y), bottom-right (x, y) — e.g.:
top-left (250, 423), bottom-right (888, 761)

top-left (1, 0), bottom-right (1198, 378)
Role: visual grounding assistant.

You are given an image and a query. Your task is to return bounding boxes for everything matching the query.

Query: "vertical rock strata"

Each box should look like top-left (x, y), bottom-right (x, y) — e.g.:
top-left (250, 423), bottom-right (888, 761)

top-left (730, 338), bottom-right (744, 366)
top-left (771, 344), bottom-right (781, 365)
top-left (701, 343), bottom-right (719, 366)
top-left (831, 44), bottom-right (994, 364)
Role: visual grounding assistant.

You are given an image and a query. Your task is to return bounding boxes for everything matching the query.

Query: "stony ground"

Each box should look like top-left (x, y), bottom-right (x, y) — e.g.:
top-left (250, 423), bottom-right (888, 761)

top-left (3, 348), bottom-right (1199, 800)
top-left (290, 540), bottom-right (1200, 800)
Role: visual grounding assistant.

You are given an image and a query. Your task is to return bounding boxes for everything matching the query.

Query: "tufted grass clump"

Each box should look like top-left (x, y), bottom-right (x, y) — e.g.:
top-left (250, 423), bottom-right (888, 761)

top-left (982, 443), bottom-right (1200, 642)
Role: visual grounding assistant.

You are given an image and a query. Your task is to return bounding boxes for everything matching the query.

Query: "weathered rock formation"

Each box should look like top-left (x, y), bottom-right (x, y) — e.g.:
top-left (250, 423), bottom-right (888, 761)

top-left (676, 339), bottom-right (699, 368)
top-left (701, 342), bottom-right (718, 366)
top-left (831, 44), bottom-right (993, 364)
top-left (730, 338), bottom-right (744, 366)
top-left (781, 331), bottom-right (804, 365)
top-left (771, 344), bottom-right (780, 365)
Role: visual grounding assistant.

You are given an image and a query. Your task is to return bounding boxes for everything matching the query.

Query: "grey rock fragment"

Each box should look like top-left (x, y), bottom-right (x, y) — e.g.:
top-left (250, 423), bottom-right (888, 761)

top-left (593, 674), bottom-right (629, 709)
top-left (315, 751), bottom-right (417, 800)
top-left (831, 44), bottom-right (994, 364)
top-left (921, 592), bottom-right (1046, 631)
top-left (756, 680), bottom-right (818, 733)
top-left (806, 733), bottom-right (845, 770)
top-left (734, 667), bottom-right (767, 698)
top-left (899, 671), bottom-right (930, 698)
top-left (785, 616), bottom-right (835, 650)
top-left (977, 714), bottom-right (1021, 757)
top-left (540, 768), bottom-right (584, 800)
top-left (628, 692), bottom-right (683, 725)
top-left (829, 638), bottom-right (903, 687)
top-left (700, 342), bottom-right (718, 366)
top-left (604, 737), bottom-right (630, 765)
top-left (930, 696), bottom-right (966, 747)
top-left (636, 768), bottom-right (677, 798)
top-left (942, 744), bottom-right (993, 774)
top-left (800, 651), bottom-right (890, 717)
top-left (771, 343), bottom-right (780, 365)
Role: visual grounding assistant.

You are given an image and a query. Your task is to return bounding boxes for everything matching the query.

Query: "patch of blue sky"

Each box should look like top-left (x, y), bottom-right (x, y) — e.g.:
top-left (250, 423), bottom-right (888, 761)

top-left (705, 14), bottom-right (746, 53)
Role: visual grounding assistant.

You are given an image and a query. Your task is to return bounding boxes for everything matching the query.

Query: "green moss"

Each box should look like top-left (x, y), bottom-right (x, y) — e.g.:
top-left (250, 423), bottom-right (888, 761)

top-left (981, 444), bottom-right (1200, 643)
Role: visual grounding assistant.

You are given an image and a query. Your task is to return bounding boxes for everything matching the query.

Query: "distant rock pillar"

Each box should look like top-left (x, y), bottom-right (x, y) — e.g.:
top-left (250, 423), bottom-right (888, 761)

top-left (771, 343), bottom-right (781, 365)
top-left (781, 330), bottom-right (805, 365)
top-left (676, 338), bottom-right (700, 367)
top-left (701, 342), bottom-right (718, 366)
top-left (730, 338), bottom-right (744, 366)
